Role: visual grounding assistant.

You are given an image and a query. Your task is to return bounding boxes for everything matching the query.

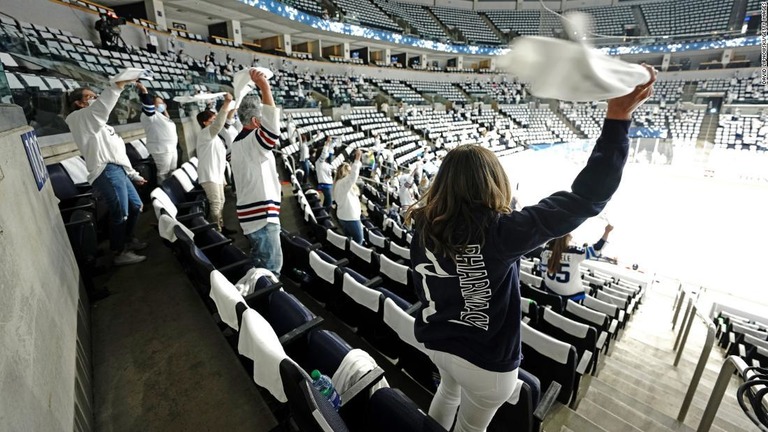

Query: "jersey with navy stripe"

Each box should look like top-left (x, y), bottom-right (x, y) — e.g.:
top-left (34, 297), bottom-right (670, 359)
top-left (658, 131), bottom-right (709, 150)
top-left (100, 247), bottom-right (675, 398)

top-left (230, 104), bottom-right (281, 235)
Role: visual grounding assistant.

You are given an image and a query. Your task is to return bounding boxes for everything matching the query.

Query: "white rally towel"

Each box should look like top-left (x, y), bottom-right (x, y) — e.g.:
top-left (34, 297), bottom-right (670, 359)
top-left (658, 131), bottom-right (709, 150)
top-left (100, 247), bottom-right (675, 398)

top-left (498, 12), bottom-right (650, 102)
top-left (173, 92), bottom-right (227, 104)
top-left (234, 267), bottom-right (279, 296)
top-left (59, 156), bottom-right (89, 184)
top-left (331, 348), bottom-right (389, 397)
top-left (237, 308), bottom-right (290, 402)
top-left (109, 67), bottom-right (154, 83)
top-left (209, 270), bottom-right (246, 330)
top-left (233, 66), bottom-right (273, 108)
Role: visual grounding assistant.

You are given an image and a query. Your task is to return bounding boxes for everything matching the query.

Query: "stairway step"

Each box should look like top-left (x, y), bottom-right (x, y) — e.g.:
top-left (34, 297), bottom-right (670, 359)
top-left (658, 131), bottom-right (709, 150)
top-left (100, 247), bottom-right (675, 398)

top-left (574, 397), bottom-right (644, 432)
top-left (541, 403), bottom-right (609, 432)
top-left (590, 374), bottom-right (754, 431)
top-left (582, 383), bottom-right (693, 432)
top-left (608, 345), bottom-right (719, 387)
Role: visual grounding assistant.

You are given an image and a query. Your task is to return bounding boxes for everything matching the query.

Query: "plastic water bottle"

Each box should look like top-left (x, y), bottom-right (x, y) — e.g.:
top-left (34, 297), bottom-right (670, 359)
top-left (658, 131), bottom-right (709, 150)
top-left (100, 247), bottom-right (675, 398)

top-left (310, 369), bottom-right (342, 411)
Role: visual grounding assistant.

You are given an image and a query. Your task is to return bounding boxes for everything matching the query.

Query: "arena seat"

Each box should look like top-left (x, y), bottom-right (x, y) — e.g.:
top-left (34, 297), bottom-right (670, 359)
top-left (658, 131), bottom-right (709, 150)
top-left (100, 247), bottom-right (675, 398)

top-left (366, 387), bottom-right (447, 432)
top-left (537, 308), bottom-right (599, 384)
top-left (520, 322), bottom-right (578, 405)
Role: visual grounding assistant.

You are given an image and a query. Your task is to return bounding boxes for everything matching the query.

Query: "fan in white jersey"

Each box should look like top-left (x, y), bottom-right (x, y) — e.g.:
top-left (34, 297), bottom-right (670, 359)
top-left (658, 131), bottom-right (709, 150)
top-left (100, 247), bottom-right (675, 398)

top-left (539, 224), bottom-right (613, 300)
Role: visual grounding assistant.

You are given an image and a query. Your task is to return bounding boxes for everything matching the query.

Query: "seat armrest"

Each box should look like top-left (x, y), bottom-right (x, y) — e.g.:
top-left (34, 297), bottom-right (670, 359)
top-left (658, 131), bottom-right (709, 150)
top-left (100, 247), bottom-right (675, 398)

top-left (278, 316), bottom-right (324, 346)
top-left (339, 367), bottom-right (385, 408)
top-left (200, 238), bottom-right (233, 252)
top-left (190, 223), bottom-right (218, 233)
top-left (533, 381), bottom-right (562, 421)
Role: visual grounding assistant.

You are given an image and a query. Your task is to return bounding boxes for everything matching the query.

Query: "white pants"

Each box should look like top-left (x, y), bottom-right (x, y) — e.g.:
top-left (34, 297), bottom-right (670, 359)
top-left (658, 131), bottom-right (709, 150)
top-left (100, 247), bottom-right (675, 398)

top-left (152, 150), bottom-right (178, 183)
top-left (201, 181), bottom-right (225, 229)
top-left (428, 350), bottom-right (518, 432)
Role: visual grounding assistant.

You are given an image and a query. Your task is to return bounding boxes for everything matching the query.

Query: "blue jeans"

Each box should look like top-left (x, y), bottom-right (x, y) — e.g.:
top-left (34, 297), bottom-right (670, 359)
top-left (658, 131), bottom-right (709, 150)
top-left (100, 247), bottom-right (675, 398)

top-left (300, 160), bottom-right (311, 182)
top-left (317, 183), bottom-right (333, 209)
top-left (91, 163), bottom-right (142, 252)
top-left (246, 223), bottom-right (283, 276)
top-left (339, 219), bottom-right (363, 245)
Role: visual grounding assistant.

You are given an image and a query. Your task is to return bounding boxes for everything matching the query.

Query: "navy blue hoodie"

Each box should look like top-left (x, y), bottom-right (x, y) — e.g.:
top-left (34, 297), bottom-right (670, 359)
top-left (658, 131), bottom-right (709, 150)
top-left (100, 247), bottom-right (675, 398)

top-left (410, 119), bottom-right (630, 372)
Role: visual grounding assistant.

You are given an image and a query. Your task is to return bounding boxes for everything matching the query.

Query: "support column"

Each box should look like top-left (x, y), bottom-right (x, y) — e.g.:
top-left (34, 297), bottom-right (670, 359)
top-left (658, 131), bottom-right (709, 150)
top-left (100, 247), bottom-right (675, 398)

top-left (312, 40), bottom-right (323, 60)
top-left (661, 54), bottom-right (671, 72)
top-left (227, 20), bottom-right (242, 45)
top-left (342, 42), bottom-right (350, 59)
top-left (283, 34), bottom-right (292, 56)
top-left (144, 0), bottom-right (167, 30)
top-left (457, 55), bottom-right (464, 69)
top-left (721, 49), bottom-right (733, 66)
top-left (384, 48), bottom-right (391, 64)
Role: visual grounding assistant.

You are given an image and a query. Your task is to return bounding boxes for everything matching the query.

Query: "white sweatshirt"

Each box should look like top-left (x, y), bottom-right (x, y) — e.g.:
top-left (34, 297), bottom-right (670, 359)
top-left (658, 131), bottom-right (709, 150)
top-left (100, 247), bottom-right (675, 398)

top-left (140, 112), bottom-right (178, 155)
top-left (196, 113), bottom-right (228, 184)
top-left (334, 160), bottom-right (361, 221)
top-left (65, 85), bottom-right (139, 184)
top-left (315, 144), bottom-right (334, 184)
top-left (230, 104), bottom-right (282, 235)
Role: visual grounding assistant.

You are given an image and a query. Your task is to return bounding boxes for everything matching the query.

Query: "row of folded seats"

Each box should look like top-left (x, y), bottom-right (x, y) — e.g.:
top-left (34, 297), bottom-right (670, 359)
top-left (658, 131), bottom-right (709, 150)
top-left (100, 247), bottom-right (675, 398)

top-left (715, 310), bottom-right (768, 368)
top-left (151, 159), bottom-right (446, 431)
top-left (46, 139), bottom-right (159, 295)
top-left (283, 144), bottom-right (655, 430)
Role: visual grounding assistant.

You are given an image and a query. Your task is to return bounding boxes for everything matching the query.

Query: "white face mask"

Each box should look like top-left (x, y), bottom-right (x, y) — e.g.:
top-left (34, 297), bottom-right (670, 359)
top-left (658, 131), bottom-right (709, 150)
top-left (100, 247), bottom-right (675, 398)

top-left (156, 103), bottom-right (166, 113)
top-left (86, 98), bottom-right (97, 106)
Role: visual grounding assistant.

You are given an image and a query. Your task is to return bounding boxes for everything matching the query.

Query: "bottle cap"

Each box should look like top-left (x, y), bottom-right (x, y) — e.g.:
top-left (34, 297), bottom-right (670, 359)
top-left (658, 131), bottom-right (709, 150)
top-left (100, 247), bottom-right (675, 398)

top-left (311, 369), bottom-right (321, 380)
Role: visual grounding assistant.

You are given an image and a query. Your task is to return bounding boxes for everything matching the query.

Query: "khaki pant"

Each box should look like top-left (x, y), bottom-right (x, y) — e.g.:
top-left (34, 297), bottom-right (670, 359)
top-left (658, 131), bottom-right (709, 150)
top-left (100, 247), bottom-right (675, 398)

top-left (201, 182), bottom-right (225, 229)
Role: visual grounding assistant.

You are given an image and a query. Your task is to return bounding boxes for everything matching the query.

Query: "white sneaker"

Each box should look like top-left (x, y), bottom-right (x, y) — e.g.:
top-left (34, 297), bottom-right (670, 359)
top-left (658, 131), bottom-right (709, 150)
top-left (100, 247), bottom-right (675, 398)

top-left (114, 251), bottom-right (147, 266)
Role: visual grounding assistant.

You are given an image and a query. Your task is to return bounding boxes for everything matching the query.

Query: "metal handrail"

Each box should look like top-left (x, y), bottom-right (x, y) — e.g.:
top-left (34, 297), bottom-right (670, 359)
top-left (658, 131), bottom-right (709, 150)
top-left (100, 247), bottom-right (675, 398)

top-left (676, 304), bottom-right (717, 422)
top-left (696, 355), bottom-right (749, 431)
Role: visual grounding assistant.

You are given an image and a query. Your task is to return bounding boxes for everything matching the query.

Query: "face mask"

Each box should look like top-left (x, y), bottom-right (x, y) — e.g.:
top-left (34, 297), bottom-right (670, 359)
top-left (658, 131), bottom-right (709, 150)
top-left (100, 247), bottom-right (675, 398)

top-left (86, 99), bottom-right (97, 106)
top-left (156, 103), bottom-right (166, 113)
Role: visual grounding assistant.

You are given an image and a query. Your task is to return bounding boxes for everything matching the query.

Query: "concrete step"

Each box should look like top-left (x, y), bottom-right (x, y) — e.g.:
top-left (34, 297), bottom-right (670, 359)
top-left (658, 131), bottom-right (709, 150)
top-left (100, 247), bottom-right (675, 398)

top-left (605, 344), bottom-right (710, 386)
top-left (541, 403), bottom-right (609, 432)
top-left (581, 383), bottom-right (692, 432)
top-left (592, 370), bottom-right (754, 431)
top-left (573, 397), bottom-right (644, 432)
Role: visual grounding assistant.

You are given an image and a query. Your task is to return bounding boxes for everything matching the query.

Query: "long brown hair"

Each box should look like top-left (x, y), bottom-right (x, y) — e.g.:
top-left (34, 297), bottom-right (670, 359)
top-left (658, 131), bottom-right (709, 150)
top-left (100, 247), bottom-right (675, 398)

top-left (405, 145), bottom-right (512, 260)
top-left (546, 234), bottom-right (572, 274)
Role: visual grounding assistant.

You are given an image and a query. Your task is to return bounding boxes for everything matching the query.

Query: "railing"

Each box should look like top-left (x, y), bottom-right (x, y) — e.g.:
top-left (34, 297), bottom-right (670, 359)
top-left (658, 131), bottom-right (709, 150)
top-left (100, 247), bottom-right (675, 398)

top-left (673, 289), bottom-right (717, 423)
top-left (696, 355), bottom-right (750, 432)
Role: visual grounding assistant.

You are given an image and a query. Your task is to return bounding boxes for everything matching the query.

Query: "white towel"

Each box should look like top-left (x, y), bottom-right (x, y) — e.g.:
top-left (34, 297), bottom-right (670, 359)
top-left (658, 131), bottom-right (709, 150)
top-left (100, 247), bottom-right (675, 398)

top-left (157, 213), bottom-right (193, 243)
top-left (380, 255), bottom-right (408, 285)
top-left (233, 67), bottom-right (273, 108)
top-left (59, 156), bottom-right (89, 184)
top-left (234, 267), bottom-right (279, 296)
top-left (173, 92), bottom-right (227, 104)
top-left (110, 67), bottom-right (154, 83)
top-left (342, 273), bottom-right (380, 312)
top-left (237, 309), bottom-right (290, 402)
top-left (498, 12), bottom-right (650, 102)
top-left (129, 140), bottom-right (151, 159)
top-left (210, 270), bottom-right (245, 330)
top-left (309, 251), bottom-right (336, 284)
top-left (331, 348), bottom-right (389, 397)
top-left (382, 298), bottom-right (427, 353)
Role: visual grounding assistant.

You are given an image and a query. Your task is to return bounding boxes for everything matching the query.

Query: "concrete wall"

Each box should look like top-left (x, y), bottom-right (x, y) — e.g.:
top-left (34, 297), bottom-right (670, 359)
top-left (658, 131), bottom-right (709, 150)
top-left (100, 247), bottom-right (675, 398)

top-left (0, 105), bottom-right (82, 431)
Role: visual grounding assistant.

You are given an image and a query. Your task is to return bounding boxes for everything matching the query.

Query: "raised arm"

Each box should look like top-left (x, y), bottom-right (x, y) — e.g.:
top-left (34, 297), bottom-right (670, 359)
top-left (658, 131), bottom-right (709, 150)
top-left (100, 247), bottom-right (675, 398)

top-left (207, 93), bottom-right (233, 139)
top-left (496, 65), bottom-right (656, 258)
top-left (136, 82), bottom-right (155, 117)
top-left (86, 80), bottom-right (133, 126)
top-left (335, 150), bottom-right (362, 194)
